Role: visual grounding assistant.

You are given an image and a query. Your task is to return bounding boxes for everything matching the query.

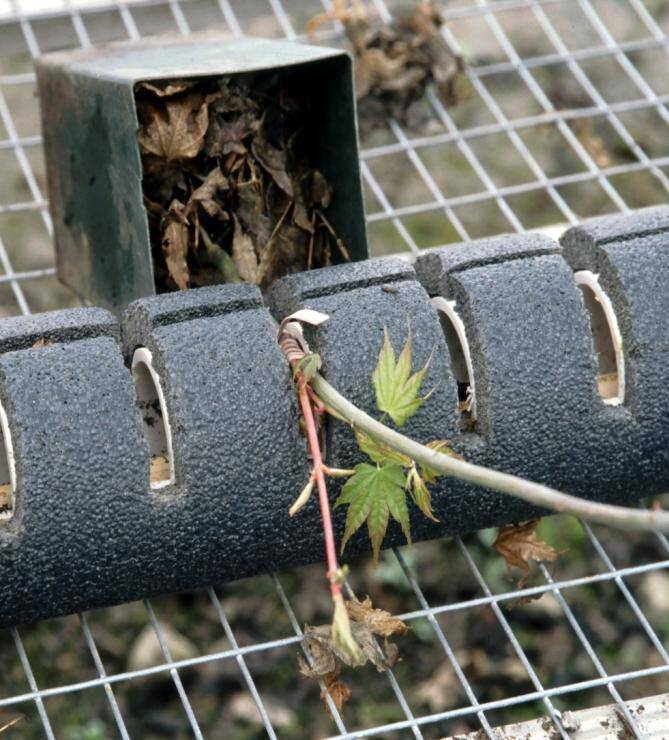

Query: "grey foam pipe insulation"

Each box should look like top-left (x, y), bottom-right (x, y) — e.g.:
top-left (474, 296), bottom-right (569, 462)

top-left (0, 308), bottom-right (151, 627)
top-left (0, 284), bottom-right (330, 627)
top-left (0, 206), bottom-right (668, 627)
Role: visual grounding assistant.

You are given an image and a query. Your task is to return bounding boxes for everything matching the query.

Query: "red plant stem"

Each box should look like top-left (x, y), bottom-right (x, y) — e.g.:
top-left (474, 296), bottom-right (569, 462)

top-left (297, 379), bottom-right (341, 598)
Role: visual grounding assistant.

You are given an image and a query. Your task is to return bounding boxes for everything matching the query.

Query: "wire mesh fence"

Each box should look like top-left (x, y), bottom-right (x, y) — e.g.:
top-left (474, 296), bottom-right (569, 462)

top-left (0, 0), bottom-right (668, 737)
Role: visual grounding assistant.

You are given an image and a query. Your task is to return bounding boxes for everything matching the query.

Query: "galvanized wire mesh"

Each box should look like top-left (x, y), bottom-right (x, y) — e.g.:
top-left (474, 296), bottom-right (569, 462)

top-left (0, 0), bottom-right (669, 737)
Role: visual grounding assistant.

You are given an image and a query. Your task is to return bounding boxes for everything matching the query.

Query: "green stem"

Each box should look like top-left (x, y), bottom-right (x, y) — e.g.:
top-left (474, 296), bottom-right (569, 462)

top-left (310, 373), bottom-right (669, 534)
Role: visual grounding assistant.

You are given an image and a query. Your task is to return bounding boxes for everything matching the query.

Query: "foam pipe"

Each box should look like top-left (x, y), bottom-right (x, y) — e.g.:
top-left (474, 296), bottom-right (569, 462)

top-left (1, 207), bottom-right (668, 626)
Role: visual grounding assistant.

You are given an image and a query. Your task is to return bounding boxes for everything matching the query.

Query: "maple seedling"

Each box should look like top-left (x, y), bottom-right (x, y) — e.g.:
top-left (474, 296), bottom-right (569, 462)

top-left (289, 323), bottom-right (458, 563)
top-left (281, 316), bottom-right (460, 714)
top-left (333, 325), bottom-right (458, 563)
top-left (280, 311), bottom-right (669, 718)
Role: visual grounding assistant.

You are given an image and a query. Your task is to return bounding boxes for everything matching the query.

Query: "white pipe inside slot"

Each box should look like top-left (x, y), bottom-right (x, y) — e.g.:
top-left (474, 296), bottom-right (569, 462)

top-left (574, 270), bottom-right (625, 406)
top-left (431, 296), bottom-right (477, 421)
top-left (132, 347), bottom-right (175, 490)
top-left (0, 399), bottom-right (16, 521)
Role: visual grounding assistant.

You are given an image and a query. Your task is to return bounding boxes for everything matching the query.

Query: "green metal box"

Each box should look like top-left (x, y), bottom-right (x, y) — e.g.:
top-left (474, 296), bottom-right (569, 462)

top-left (36, 36), bottom-right (367, 314)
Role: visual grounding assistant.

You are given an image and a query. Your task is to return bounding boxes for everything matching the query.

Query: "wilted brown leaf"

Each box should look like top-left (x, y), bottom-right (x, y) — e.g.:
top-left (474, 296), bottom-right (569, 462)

top-left (302, 615), bottom-right (404, 674)
top-left (309, 170), bottom-right (332, 209)
top-left (257, 223), bottom-right (308, 289)
top-left (493, 519), bottom-right (561, 588)
top-left (346, 596), bottom-right (408, 638)
top-left (321, 673), bottom-right (352, 717)
top-left (299, 596), bottom-right (408, 716)
top-left (138, 96), bottom-right (208, 160)
top-left (205, 111), bottom-right (258, 156)
top-left (354, 48), bottom-right (412, 99)
top-left (236, 181), bottom-right (272, 247)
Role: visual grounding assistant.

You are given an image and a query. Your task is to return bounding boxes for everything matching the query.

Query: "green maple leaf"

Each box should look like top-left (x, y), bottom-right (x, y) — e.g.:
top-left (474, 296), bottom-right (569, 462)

top-left (419, 439), bottom-right (462, 484)
top-left (407, 467), bottom-right (439, 522)
top-left (335, 463), bottom-right (411, 562)
top-left (372, 326), bottom-right (431, 427)
top-left (355, 428), bottom-right (413, 467)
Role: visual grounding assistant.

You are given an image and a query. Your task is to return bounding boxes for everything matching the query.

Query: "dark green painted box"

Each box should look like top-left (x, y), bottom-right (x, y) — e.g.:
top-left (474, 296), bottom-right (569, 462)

top-left (36, 35), bottom-right (368, 314)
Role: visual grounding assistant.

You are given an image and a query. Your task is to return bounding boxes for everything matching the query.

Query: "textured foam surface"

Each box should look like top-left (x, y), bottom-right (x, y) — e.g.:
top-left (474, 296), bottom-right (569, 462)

top-left (0, 307), bottom-right (118, 352)
top-left (561, 205), bottom-right (669, 251)
top-left (267, 257), bottom-right (414, 318)
top-left (415, 233), bottom-right (559, 296)
top-left (124, 286), bottom-right (316, 595)
top-left (0, 336), bottom-right (150, 626)
top-left (2, 211), bottom-right (669, 626)
top-left (561, 208), bottom-right (669, 423)
top-left (122, 283), bottom-right (262, 358)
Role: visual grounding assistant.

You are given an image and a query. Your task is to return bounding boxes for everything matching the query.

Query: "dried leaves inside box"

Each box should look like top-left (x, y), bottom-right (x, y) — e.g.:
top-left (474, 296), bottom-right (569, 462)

top-left (136, 69), bottom-right (354, 293)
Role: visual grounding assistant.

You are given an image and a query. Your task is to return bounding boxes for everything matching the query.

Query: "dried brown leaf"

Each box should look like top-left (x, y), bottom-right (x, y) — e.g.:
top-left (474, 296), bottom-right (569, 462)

top-left (299, 596), bottom-right (406, 683)
top-left (188, 168), bottom-right (229, 217)
top-left (309, 170), bottom-right (332, 209)
top-left (346, 596), bottom-right (409, 638)
top-left (298, 651), bottom-right (352, 719)
top-left (138, 80), bottom-right (195, 97)
top-left (231, 218), bottom-right (260, 284)
top-left (299, 628), bottom-right (340, 679)
top-left (251, 136), bottom-right (294, 196)
top-left (139, 76), bottom-right (344, 291)
top-left (334, 1), bottom-right (464, 131)
top-left (321, 673), bottom-right (352, 717)
top-left (206, 112), bottom-right (259, 156)
top-left (31, 337), bottom-right (53, 348)
top-left (161, 203), bottom-right (190, 290)
top-left (301, 620), bottom-right (401, 676)
top-left (138, 97), bottom-right (209, 161)
top-left (210, 86), bottom-right (259, 115)
top-left (257, 223), bottom-right (308, 288)
top-left (236, 181), bottom-right (272, 246)
top-left (141, 157), bottom-right (187, 203)
top-left (298, 597), bottom-right (407, 716)
top-left (355, 48), bottom-right (414, 99)
top-left (292, 199), bottom-right (314, 233)
top-left (493, 519), bottom-right (561, 588)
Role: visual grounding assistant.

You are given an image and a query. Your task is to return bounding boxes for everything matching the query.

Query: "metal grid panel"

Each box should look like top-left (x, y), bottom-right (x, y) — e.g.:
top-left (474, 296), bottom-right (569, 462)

top-left (0, 0), bottom-right (668, 737)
